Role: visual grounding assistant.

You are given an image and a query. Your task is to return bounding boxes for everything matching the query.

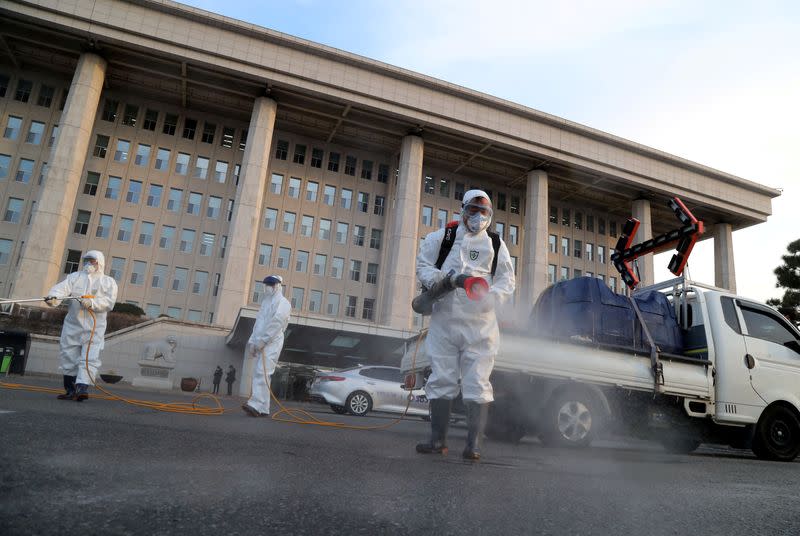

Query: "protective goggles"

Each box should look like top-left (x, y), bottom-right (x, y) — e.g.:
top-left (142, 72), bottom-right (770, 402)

top-left (462, 202), bottom-right (493, 218)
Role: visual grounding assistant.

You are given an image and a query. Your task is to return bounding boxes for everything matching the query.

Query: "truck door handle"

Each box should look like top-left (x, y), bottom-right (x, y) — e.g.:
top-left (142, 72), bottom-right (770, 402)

top-left (744, 354), bottom-right (756, 369)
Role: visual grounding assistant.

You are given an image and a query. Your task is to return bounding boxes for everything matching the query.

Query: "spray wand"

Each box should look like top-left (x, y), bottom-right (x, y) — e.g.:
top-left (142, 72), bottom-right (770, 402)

top-left (412, 270), bottom-right (490, 315)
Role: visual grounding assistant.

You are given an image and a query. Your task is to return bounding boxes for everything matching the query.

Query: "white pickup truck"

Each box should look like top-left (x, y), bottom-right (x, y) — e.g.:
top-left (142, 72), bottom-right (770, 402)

top-left (401, 277), bottom-right (800, 461)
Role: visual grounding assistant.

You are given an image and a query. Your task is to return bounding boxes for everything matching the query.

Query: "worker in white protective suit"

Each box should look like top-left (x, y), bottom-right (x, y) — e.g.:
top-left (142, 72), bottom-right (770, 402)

top-left (242, 275), bottom-right (292, 417)
top-left (415, 190), bottom-right (515, 460)
top-left (45, 250), bottom-right (118, 402)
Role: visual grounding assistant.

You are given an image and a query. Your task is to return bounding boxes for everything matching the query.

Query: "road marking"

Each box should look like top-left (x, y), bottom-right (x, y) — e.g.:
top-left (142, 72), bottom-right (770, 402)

top-left (0, 410), bottom-right (16, 414)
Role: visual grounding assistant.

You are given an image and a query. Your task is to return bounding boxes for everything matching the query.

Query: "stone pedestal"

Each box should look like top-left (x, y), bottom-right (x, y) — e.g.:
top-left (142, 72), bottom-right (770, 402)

top-left (132, 360), bottom-right (176, 390)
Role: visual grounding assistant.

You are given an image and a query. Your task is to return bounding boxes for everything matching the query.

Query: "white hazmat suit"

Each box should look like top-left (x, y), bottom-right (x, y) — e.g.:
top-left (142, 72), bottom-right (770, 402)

top-left (242, 277), bottom-right (292, 416)
top-left (46, 250), bottom-right (118, 399)
top-left (415, 190), bottom-right (515, 459)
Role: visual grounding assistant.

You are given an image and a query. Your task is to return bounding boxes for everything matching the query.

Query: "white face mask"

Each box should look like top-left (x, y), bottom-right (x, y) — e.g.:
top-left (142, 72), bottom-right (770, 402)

top-left (83, 262), bottom-right (98, 274)
top-left (465, 213), bottom-right (490, 233)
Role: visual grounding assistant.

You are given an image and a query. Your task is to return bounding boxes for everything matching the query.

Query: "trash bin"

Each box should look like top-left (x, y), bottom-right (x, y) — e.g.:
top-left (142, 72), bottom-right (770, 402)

top-left (0, 331), bottom-right (31, 376)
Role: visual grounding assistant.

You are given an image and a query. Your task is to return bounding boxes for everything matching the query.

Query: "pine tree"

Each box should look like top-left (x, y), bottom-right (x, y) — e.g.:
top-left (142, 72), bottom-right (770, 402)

top-left (766, 238), bottom-right (800, 324)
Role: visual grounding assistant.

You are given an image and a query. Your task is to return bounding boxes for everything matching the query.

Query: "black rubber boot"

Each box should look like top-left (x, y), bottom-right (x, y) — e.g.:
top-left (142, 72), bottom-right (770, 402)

top-left (462, 402), bottom-right (489, 461)
top-left (75, 383), bottom-right (89, 402)
top-left (416, 398), bottom-right (451, 454)
top-left (57, 375), bottom-right (77, 400)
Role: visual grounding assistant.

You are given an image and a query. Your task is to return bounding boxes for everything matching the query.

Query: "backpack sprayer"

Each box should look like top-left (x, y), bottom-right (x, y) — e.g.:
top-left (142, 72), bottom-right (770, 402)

top-left (412, 270), bottom-right (490, 315)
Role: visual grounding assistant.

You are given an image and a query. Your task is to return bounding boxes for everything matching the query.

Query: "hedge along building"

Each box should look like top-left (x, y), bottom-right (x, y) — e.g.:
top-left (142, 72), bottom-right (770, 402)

top-left (0, 0), bottom-right (780, 375)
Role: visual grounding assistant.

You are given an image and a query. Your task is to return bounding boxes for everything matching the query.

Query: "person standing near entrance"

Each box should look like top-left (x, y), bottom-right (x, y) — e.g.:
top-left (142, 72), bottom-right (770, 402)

top-left (242, 275), bottom-right (292, 417)
top-left (212, 365), bottom-right (223, 395)
top-left (225, 365), bottom-right (236, 396)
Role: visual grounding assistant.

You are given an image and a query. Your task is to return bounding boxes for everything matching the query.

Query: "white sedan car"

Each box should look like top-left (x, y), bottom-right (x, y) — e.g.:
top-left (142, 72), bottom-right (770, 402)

top-left (310, 365), bottom-right (429, 417)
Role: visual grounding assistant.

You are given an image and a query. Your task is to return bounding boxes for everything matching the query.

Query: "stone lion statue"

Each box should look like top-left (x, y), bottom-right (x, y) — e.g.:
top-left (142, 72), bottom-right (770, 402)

top-left (141, 336), bottom-right (178, 364)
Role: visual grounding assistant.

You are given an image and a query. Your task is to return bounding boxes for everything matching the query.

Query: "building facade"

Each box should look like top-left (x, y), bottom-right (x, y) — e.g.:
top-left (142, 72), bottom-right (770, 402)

top-left (0, 0), bottom-right (780, 336)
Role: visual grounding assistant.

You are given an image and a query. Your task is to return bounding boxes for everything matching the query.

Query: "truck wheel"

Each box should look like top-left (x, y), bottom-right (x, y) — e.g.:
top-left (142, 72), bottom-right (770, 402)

top-left (752, 405), bottom-right (800, 461)
top-left (485, 402), bottom-right (527, 443)
top-left (540, 389), bottom-right (598, 448)
top-left (346, 391), bottom-right (372, 417)
top-left (659, 436), bottom-right (701, 454)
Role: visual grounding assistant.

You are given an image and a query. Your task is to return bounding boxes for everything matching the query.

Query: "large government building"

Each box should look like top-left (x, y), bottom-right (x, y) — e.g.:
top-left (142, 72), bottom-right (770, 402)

top-left (0, 1), bottom-right (779, 355)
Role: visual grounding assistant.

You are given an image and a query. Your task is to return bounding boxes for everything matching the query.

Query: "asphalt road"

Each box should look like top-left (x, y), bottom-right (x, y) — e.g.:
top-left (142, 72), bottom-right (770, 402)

top-left (1, 377), bottom-right (799, 536)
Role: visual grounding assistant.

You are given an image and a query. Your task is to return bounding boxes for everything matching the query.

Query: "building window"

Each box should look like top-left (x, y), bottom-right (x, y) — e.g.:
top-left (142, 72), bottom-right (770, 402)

top-left (586, 243), bottom-right (594, 262)
top-left (310, 147), bottom-right (324, 168)
top-left (422, 206), bottom-right (433, 226)
top-left (206, 196), bottom-right (221, 219)
top-left (64, 249), bottom-right (82, 274)
top-left (283, 212), bottom-right (296, 234)
top-left (374, 195), bottom-right (385, 216)
top-left (361, 160), bottom-right (373, 180)
top-left (561, 237), bottom-right (569, 257)
top-left (323, 185), bottom-right (336, 206)
top-left (366, 263), bottom-right (378, 285)
top-left (239, 130), bottom-right (248, 151)
top-left (201, 122), bottom-right (215, 144)
top-left (353, 225), bottom-right (365, 246)
top-left (377, 163), bottom-right (389, 183)
top-left (598, 245), bottom-right (606, 264)
top-left (313, 254), bottom-right (327, 276)
top-left (331, 257), bottom-right (344, 279)
top-left (345, 296), bottom-right (357, 318)
top-left (350, 260), bottom-right (362, 281)
top-left (264, 208), bottom-right (278, 230)
top-left (277, 247), bottom-right (291, 269)
top-left (154, 148), bottom-right (170, 171)
top-left (221, 235), bottom-right (228, 258)
top-left (120, 104), bottom-right (138, 126)
top-left (495, 222), bottom-right (505, 240)
top-left (163, 113), bottom-right (178, 135)
top-left (258, 244), bottom-right (273, 266)
top-left (341, 189), bottom-right (353, 210)
top-left (166, 307), bottom-right (182, 319)
top-left (213, 273), bottom-right (221, 297)
top-left (454, 182), bottom-right (465, 201)
top-left (357, 192), bottom-right (369, 213)
top-left (93, 135), bottom-right (109, 158)
top-left (95, 214), bottom-right (112, 239)
top-left (0, 154), bottom-right (11, 180)
top-left (548, 234), bottom-right (557, 253)
top-left (599, 219), bottom-right (606, 235)
top-left (179, 229), bottom-right (196, 253)
top-left (114, 139), bottom-right (130, 162)
top-left (182, 118), bottom-right (197, 139)
top-left (143, 109), bottom-right (158, 131)
top-left (300, 215), bottom-right (314, 237)
top-left (37, 85), bottom-right (55, 107)
top-left (105, 176), bottom-right (122, 200)
top-left (510, 196), bottom-right (520, 215)
top-left (574, 211), bottom-right (583, 230)
top-left (295, 251), bottom-right (309, 273)
top-left (130, 261), bottom-right (147, 285)
top-left (146, 184), bottom-right (163, 207)
top-left (214, 161), bottom-right (228, 183)
top-left (275, 139), bottom-right (289, 160)
top-left (291, 287), bottom-right (304, 310)
top-left (362, 298), bottom-right (375, 321)
top-left (25, 121), bottom-right (45, 145)
top-left (70, 209), bottom-right (92, 235)
top-left (327, 152), bottom-right (340, 172)
top-left (38, 162), bottom-right (48, 185)
top-left (109, 257), bottom-right (126, 282)
top-left (587, 215), bottom-right (595, 232)
top-left (200, 233), bottom-right (215, 256)
top-left (0, 75), bottom-right (7, 98)
top-left (145, 304), bottom-right (160, 318)
top-left (187, 192), bottom-right (202, 216)
top-left (336, 223), bottom-right (349, 244)
top-left (172, 267), bottom-right (188, 292)
top-left (251, 281), bottom-right (265, 304)
top-left (288, 177), bottom-right (301, 198)
top-left (193, 156), bottom-right (209, 179)
top-left (173, 152), bottom-right (189, 175)
top-left (49, 124), bottom-right (59, 147)
top-left (233, 164), bottom-right (240, 185)
top-left (126, 180), bottom-right (142, 204)
top-left (5, 198), bottom-right (25, 224)
top-left (159, 226), bottom-right (175, 249)
top-left (549, 206), bottom-right (558, 224)
top-left (193, 271), bottom-right (208, 295)
top-left (221, 126), bottom-right (235, 148)
top-left (560, 267), bottom-right (569, 281)
top-left (306, 181), bottom-right (318, 202)
top-left (138, 221), bottom-right (154, 246)
top-left (562, 208), bottom-right (571, 227)
top-left (101, 98), bottom-right (118, 122)
top-left (270, 173), bottom-right (283, 195)
top-left (344, 155), bottom-right (357, 176)
top-left (117, 218), bottom-right (133, 242)
top-left (574, 239), bottom-right (582, 258)
top-left (167, 188), bottom-right (182, 212)
top-left (318, 219), bottom-right (331, 240)
top-left (15, 159), bottom-right (34, 183)
top-left (309, 290), bottom-right (322, 313)
top-left (327, 293), bottom-right (340, 316)
top-left (509, 225), bottom-right (518, 246)
top-left (610, 221), bottom-right (618, 238)
top-left (370, 229), bottom-right (382, 250)
top-left (292, 144), bottom-right (306, 164)
top-left (424, 176), bottom-right (435, 195)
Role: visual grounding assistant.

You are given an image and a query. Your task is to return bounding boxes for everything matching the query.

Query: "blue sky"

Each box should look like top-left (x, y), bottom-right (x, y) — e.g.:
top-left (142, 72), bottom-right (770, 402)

top-left (185, 0), bottom-right (800, 302)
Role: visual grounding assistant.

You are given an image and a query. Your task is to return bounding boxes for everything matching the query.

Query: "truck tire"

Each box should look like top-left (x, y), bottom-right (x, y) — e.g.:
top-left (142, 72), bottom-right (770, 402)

top-left (540, 389), bottom-right (599, 448)
top-left (485, 402), bottom-right (527, 443)
top-left (752, 404), bottom-right (800, 462)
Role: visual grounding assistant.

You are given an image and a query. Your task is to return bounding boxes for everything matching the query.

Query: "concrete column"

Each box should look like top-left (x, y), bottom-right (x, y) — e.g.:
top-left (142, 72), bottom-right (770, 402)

top-left (214, 97), bottom-right (277, 327)
top-left (631, 199), bottom-right (654, 287)
top-left (380, 135), bottom-right (423, 329)
top-left (714, 223), bottom-right (736, 292)
top-left (521, 170), bottom-right (549, 308)
top-left (11, 53), bottom-right (107, 299)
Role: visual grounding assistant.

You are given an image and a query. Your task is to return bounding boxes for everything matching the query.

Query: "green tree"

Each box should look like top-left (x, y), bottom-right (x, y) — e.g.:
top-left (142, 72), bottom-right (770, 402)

top-left (766, 238), bottom-right (800, 324)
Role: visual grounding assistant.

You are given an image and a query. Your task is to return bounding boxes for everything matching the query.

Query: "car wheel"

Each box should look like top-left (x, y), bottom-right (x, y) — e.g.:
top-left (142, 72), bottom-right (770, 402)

top-left (330, 404), bottom-right (347, 414)
top-left (540, 389), bottom-right (599, 448)
top-left (752, 404), bottom-right (800, 461)
top-left (346, 391), bottom-right (372, 417)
